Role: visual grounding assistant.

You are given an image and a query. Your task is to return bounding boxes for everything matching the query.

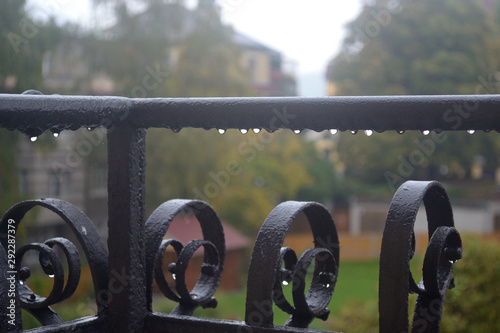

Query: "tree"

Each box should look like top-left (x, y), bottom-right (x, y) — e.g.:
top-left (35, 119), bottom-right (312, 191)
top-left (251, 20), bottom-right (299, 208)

top-left (327, 0), bottom-right (500, 189)
top-left (160, 1), bottom-right (253, 97)
top-left (0, 2), bottom-right (62, 213)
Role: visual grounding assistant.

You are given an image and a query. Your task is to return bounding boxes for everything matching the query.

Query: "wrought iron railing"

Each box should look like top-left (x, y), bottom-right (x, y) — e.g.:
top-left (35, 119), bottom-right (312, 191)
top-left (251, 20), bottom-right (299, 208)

top-left (1, 91), bottom-right (499, 332)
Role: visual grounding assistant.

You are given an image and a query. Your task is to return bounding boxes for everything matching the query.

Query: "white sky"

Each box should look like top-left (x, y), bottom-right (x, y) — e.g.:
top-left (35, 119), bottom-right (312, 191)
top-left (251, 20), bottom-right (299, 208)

top-left (220, 1), bottom-right (361, 74)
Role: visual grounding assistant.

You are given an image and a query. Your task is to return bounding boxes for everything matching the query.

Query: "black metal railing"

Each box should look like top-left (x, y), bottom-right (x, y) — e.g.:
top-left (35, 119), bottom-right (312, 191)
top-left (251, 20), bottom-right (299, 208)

top-left (1, 91), bottom-right (498, 333)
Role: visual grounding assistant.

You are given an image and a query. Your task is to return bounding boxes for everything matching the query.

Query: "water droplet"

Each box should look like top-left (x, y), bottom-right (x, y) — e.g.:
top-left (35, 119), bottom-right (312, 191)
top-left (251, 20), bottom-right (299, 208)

top-left (172, 274), bottom-right (176, 280)
top-left (240, 129), bottom-right (248, 134)
top-left (218, 129), bottom-right (226, 135)
top-left (350, 130), bottom-right (358, 135)
top-left (293, 130), bottom-right (301, 134)
top-left (252, 128), bottom-right (261, 134)
top-left (397, 130), bottom-right (405, 134)
top-left (422, 130), bottom-right (430, 136)
top-left (30, 136), bottom-right (38, 142)
top-left (282, 280), bottom-right (289, 286)
top-left (364, 130), bottom-right (373, 136)
top-left (467, 130), bottom-right (475, 135)
top-left (329, 129), bottom-right (338, 135)
top-left (48, 274), bottom-right (54, 278)
top-left (52, 132), bottom-right (59, 138)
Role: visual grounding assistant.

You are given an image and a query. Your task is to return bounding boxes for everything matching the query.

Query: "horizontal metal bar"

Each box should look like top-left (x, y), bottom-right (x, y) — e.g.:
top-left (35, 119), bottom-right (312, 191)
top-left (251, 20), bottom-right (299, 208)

top-left (145, 313), bottom-right (339, 333)
top-left (1, 94), bottom-right (499, 133)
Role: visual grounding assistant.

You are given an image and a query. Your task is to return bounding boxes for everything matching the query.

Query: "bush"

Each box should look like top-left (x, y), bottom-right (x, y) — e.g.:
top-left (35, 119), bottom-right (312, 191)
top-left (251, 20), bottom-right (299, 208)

top-left (440, 234), bottom-right (500, 333)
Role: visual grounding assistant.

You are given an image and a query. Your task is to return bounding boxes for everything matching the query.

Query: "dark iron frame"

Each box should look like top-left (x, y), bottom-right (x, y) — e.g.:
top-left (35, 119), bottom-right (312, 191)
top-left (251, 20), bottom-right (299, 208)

top-left (1, 92), bottom-right (498, 332)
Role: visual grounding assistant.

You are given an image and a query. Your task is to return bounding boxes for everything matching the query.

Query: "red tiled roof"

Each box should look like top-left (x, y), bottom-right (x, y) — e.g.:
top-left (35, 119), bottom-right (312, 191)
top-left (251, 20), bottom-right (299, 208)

top-left (164, 214), bottom-right (249, 252)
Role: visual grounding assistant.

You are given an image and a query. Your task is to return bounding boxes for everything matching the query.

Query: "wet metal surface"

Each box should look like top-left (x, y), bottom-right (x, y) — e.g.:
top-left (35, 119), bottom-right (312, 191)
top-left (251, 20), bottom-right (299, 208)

top-left (0, 92), bottom-right (476, 332)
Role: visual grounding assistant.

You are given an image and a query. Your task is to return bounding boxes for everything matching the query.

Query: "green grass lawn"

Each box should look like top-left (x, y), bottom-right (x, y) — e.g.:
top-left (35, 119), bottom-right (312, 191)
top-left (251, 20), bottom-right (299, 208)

top-left (23, 258), bottom-right (423, 330)
top-left (152, 259), bottom-right (390, 330)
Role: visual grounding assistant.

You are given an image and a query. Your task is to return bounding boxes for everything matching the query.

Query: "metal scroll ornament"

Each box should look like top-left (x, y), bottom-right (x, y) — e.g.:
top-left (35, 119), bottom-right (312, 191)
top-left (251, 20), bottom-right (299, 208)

top-left (145, 200), bottom-right (225, 316)
top-left (379, 181), bottom-right (462, 333)
top-left (245, 201), bottom-right (339, 329)
top-left (0, 199), bottom-right (108, 329)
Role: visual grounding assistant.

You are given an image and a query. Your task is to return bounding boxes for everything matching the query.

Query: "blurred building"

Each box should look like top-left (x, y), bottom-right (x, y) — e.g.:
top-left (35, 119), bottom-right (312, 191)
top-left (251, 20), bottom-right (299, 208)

top-left (234, 31), bottom-right (296, 96)
top-left (21, 0), bottom-right (297, 240)
top-left (42, 0), bottom-right (296, 97)
top-left (16, 130), bottom-right (108, 243)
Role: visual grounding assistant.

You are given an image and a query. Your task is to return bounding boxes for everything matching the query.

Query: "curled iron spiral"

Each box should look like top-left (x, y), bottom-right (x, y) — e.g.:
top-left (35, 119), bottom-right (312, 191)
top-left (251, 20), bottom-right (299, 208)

top-left (0, 199), bottom-right (108, 327)
top-left (145, 199), bottom-right (225, 316)
top-left (379, 181), bottom-right (462, 333)
top-left (245, 201), bottom-right (339, 329)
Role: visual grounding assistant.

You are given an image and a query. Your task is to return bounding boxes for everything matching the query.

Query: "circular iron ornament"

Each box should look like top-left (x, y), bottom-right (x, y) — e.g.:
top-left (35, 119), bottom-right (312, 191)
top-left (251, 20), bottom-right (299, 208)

top-left (154, 239), bottom-right (184, 303)
top-left (273, 247), bottom-right (297, 315)
top-left (421, 227), bottom-right (462, 297)
top-left (16, 238), bottom-right (81, 309)
top-left (379, 181), bottom-right (462, 333)
top-left (174, 240), bottom-right (220, 312)
top-left (288, 248), bottom-right (337, 327)
top-left (0, 199), bottom-right (109, 326)
top-left (245, 201), bottom-right (339, 329)
top-left (145, 200), bottom-right (225, 316)
top-left (16, 243), bottom-right (64, 309)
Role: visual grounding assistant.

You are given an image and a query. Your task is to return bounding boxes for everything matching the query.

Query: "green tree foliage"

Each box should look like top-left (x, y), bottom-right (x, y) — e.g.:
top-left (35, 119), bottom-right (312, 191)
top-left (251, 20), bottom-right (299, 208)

top-left (146, 129), bottom-right (319, 232)
top-left (440, 235), bottom-right (500, 332)
top-left (0, 2), bottom-right (62, 212)
top-left (161, 2), bottom-right (253, 97)
top-left (328, 0), bottom-right (500, 190)
top-left (90, 1), bottom-right (180, 95)
top-left (86, 0), bottom-right (322, 232)
top-left (331, 0), bottom-right (498, 96)
top-left (0, 0), bottom-right (40, 93)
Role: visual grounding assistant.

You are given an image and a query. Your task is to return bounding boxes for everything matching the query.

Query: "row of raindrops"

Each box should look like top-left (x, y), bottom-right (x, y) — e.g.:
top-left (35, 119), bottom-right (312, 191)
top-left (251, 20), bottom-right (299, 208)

top-left (212, 128), bottom-right (482, 136)
top-left (28, 127), bottom-right (97, 142)
top-left (209, 129), bottom-right (482, 136)
top-left (26, 128), bottom-right (488, 141)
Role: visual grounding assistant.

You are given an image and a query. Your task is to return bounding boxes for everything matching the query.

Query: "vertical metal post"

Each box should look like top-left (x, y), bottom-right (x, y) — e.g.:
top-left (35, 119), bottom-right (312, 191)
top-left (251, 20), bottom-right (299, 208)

top-left (107, 124), bottom-right (147, 332)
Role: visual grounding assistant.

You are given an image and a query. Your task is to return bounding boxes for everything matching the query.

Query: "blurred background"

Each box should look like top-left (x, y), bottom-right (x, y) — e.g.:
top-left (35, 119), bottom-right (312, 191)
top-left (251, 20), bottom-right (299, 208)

top-left (1, 0), bottom-right (499, 331)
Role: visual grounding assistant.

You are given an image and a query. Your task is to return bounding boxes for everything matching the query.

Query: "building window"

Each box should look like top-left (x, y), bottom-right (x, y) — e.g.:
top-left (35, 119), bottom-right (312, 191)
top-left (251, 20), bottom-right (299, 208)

top-left (90, 163), bottom-right (107, 191)
top-left (48, 170), bottom-right (71, 197)
top-left (19, 169), bottom-right (29, 195)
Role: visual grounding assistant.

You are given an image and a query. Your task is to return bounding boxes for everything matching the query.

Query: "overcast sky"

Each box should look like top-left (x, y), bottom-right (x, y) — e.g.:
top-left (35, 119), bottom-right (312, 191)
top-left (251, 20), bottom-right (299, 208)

top-left (26, 0), bottom-right (362, 95)
top-left (221, 1), bottom-right (361, 74)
